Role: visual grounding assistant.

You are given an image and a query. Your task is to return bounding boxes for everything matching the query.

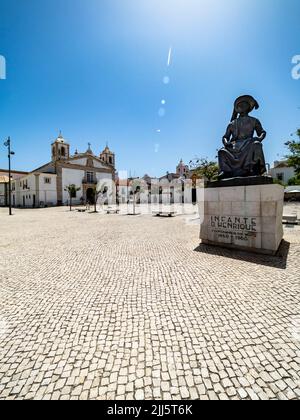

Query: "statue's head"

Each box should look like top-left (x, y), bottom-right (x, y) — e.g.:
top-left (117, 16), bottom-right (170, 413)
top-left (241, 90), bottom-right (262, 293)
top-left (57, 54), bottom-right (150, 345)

top-left (236, 100), bottom-right (251, 114)
top-left (231, 95), bottom-right (259, 121)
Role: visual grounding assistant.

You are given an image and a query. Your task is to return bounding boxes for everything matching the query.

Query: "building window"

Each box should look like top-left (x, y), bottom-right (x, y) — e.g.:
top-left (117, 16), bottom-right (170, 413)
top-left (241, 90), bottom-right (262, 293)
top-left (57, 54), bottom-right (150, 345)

top-left (109, 156), bottom-right (113, 164)
top-left (61, 147), bottom-right (65, 157)
top-left (44, 177), bottom-right (51, 184)
top-left (86, 171), bottom-right (94, 183)
top-left (277, 173), bottom-right (284, 182)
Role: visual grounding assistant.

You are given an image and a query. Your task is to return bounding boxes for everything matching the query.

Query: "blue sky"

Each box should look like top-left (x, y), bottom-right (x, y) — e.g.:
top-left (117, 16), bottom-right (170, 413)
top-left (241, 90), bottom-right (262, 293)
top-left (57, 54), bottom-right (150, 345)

top-left (0, 0), bottom-right (299, 176)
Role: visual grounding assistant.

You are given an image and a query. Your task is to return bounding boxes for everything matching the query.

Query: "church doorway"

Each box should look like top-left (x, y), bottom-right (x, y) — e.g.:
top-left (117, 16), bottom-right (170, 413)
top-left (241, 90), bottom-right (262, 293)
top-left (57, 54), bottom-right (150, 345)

top-left (86, 188), bottom-right (95, 205)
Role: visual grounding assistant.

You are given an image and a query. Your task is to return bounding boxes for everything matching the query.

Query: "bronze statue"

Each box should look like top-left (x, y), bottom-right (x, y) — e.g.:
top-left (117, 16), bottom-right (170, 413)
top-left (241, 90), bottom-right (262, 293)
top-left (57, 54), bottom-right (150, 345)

top-left (218, 95), bottom-right (267, 179)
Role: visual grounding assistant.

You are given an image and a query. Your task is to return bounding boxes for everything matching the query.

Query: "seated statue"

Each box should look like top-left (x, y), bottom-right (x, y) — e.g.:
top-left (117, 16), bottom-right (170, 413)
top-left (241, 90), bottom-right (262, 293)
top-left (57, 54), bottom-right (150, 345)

top-left (218, 95), bottom-right (267, 179)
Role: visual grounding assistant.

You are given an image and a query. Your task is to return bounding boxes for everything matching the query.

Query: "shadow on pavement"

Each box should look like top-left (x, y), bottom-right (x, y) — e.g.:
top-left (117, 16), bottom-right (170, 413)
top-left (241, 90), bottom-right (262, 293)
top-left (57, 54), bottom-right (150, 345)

top-left (194, 240), bottom-right (291, 270)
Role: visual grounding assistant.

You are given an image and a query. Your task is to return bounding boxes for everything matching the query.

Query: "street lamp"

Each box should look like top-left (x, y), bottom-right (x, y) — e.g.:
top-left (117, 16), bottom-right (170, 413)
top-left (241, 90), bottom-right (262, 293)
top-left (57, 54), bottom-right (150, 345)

top-left (3, 137), bottom-right (15, 216)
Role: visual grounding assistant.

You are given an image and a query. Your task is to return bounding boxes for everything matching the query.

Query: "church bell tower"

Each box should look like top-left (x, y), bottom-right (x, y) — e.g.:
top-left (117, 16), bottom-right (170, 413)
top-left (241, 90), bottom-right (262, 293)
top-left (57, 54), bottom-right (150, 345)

top-left (51, 131), bottom-right (70, 162)
top-left (100, 144), bottom-right (115, 167)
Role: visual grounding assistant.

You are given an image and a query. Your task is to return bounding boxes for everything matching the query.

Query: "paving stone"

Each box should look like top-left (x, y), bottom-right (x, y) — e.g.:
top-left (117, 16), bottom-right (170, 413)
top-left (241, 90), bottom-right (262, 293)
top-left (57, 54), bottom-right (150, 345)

top-left (135, 389), bottom-right (144, 400)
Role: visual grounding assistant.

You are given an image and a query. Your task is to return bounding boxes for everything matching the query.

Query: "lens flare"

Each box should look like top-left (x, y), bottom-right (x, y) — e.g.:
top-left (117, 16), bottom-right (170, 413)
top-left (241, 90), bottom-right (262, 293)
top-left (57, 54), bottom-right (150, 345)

top-left (167, 47), bottom-right (172, 67)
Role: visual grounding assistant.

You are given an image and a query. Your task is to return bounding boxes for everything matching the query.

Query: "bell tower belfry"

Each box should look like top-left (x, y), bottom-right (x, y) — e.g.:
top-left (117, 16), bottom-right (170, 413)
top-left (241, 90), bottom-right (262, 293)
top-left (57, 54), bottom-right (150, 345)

top-left (176, 159), bottom-right (189, 178)
top-left (100, 144), bottom-right (115, 167)
top-left (51, 131), bottom-right (70, 162)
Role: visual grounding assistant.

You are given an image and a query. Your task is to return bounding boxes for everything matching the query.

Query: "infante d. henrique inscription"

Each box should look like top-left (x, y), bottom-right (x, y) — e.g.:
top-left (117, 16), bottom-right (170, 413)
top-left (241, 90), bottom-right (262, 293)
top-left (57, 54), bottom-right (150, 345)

top-left (209, 216), bottom-right (257, 242)
top-left (210, 216), bottom-right (257, 231)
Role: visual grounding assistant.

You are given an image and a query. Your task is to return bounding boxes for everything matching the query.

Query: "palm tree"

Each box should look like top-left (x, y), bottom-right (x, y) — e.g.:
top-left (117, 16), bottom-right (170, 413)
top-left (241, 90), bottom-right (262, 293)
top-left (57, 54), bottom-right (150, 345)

top-left (64, 184), bottom-right (80, 211)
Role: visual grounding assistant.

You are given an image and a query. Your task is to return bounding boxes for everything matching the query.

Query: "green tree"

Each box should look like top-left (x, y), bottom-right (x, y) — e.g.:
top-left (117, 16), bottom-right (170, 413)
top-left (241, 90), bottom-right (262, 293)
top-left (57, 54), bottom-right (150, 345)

top-left (273, 178), bottom-right (287, 187)
top-left (288, 177), bottom-right (300, 186)
top-left (285, 129), bottom-right (300, 177)
top-left (189, 158), bottom-right (219, 181)
top-left (64, 184), bottom-right (81, 211)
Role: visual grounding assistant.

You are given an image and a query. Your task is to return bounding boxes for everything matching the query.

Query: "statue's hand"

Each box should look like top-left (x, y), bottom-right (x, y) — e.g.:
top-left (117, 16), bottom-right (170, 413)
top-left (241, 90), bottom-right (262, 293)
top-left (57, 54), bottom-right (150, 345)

top-left (258, 132), bottom-right (266, 142)
top-left (222, 137), bottom-right (229, 148)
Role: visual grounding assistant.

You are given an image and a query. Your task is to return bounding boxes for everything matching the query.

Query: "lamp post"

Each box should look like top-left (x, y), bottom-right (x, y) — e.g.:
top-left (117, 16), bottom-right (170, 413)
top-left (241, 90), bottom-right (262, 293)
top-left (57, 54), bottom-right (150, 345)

top-left (4, 137), bottom-right (15, 216)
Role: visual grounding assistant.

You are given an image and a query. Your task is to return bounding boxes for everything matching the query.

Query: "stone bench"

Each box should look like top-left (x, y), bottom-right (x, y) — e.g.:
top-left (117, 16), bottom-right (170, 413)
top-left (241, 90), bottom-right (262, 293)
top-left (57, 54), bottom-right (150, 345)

top-left (107, 208), bottom-right (120, 214)
top-left (282, 214), bottom-right (298, 225)
top-left (152, 211), bottom-right (177, 218)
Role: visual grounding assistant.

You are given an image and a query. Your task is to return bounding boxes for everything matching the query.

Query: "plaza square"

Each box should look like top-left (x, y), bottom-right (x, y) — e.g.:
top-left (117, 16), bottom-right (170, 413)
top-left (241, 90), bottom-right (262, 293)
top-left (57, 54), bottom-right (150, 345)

top-left (0, 207), bottom-right (299, 400)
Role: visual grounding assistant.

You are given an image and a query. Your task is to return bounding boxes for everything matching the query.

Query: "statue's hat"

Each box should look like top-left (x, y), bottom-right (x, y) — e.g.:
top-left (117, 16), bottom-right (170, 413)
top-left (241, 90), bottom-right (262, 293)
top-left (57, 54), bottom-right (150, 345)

top-left (231, 95), bottom-right (259, 121)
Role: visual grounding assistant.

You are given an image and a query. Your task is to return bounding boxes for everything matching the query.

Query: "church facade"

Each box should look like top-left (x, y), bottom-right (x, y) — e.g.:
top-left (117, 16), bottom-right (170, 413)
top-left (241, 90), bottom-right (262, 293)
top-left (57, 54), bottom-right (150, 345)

top-left (11, 133), bottom-right (116, 208)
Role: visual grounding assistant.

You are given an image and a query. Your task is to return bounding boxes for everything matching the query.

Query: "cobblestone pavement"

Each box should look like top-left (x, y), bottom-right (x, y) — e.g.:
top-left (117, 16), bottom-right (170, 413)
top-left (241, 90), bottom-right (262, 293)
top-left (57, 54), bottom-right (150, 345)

top-left (0, 207), bottom-right (299, 400)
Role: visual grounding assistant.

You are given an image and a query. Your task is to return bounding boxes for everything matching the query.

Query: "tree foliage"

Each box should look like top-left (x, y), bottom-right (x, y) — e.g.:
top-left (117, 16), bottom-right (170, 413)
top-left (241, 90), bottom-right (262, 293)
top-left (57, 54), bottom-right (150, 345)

top-left (288, 177), bottom-right (300, 186)
top-left (285, 129), bottom-right (300, 177)
top-left (64, 184), bottom-right (80, 211)
top-left (189, 158), bottom-right (219, 181)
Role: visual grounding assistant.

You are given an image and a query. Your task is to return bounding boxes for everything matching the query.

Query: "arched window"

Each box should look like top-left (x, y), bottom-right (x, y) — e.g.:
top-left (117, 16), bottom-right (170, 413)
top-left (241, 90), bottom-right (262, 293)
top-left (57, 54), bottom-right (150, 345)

top-left (109, 156), bottom-right (113, 164)
top-left (61, 147), bottom-right (65, 157)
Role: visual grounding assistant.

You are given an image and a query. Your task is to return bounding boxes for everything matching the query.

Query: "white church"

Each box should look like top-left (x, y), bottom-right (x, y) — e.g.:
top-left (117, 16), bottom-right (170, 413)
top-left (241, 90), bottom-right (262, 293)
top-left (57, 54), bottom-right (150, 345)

top-left (11, 133), bottom-right (116, 208)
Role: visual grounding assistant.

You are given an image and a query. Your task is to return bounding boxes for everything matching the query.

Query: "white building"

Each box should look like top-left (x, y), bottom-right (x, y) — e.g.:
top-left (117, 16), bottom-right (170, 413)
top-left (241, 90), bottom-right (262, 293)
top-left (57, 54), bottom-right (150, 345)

top-left (269, 161), bottom-right (296, 185)
top-left (116, 159), bottom-right (203, 206)
top-left (0, 175), bottom-right (8, 207)
top-left (0, 170), bottom-right (29, 207)
top-left (11, 133), bottom-right (116, 208)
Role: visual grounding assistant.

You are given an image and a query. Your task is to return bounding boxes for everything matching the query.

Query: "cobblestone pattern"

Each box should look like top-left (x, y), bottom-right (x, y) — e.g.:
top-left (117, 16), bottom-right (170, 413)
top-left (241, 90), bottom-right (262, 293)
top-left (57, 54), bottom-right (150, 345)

top-left (0, 207), bottom-right (299, 400)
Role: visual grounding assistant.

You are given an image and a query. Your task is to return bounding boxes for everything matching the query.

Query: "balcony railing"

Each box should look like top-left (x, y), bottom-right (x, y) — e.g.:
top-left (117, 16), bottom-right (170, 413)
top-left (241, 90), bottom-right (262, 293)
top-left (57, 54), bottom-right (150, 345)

top-left (82, 178), bottom-right (98, 185)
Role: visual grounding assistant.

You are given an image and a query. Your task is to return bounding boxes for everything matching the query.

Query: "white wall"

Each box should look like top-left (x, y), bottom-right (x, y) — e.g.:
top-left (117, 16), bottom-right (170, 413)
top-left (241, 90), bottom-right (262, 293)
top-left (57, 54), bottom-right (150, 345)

top-left (17, 174), bottom-right (36, 207)
top-left (0, 183), bottom-right (6, 206)
top-left (73, 158), bottom-right (87, 166)
top-left (62, 168), bottom-right (84, 204)
top-left (96, 172), bottom-right (112, 182)
top-left (39, 174), bottom-right (57, 206)
top-left (74, 158), bottom-right (108, 169)
top-left (270, 166), bottom-right (295, 184)
top-left (94, 160), bottom-right (108, 169)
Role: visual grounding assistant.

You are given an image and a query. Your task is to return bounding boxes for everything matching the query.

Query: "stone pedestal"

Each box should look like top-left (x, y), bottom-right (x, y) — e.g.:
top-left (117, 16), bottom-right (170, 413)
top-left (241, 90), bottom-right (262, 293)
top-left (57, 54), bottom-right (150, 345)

top-left (200, 184), bottom-right (284, 255)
